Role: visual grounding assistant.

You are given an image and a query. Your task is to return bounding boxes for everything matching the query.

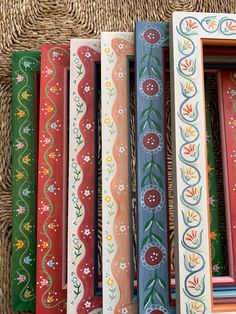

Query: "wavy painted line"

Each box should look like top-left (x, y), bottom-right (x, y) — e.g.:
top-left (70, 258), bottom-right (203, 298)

top-left (110, 38), bottom-right (137, 314)
top-left (76, 46), bottom-right (102, 313)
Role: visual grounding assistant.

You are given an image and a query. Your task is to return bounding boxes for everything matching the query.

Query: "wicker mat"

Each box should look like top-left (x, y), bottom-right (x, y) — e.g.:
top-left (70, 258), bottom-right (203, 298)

top-left (1, 1), bottom-right (236, 313)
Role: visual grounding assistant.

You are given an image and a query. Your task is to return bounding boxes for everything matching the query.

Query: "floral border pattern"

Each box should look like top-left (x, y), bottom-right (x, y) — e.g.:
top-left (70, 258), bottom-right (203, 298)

top-left (36, 45), bottom-right (68, 313)
top-left (12, 51), bottom-right (40, 311)
top-left (171, 12), bottom-right (236, 313)
top-left (67, 39), bottom-right (102, 314)
top-left (102, 32), bottom-right (137, 313)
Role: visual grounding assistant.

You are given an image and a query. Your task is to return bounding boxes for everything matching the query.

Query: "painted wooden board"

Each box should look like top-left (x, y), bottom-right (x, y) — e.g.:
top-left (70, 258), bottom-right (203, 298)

top-left (11, 51), bottom-right (40, 311)
top-left (205, 78), bottom-right (225, 277)
top-left (101, 32), bottom-right (137, 314)
top-left (67, 39), bottom-right (102, 314)
top-left (135, 21), bottom-right (175, 314)
top-left (218, 70), bottom-right (236, 280)
top-left (170, 11), bottom-right (236, 313)
top-left (36, 45), bottom-right (69, 314)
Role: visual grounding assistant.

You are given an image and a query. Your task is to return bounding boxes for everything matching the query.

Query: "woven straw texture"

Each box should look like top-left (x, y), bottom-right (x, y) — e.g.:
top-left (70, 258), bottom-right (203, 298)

top-left (1, 1), bottom-right (236, 313)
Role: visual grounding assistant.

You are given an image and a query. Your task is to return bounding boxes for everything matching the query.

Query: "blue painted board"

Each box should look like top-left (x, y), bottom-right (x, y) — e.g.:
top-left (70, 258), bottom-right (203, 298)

top-left (135, 21), bottom-right (175, 314)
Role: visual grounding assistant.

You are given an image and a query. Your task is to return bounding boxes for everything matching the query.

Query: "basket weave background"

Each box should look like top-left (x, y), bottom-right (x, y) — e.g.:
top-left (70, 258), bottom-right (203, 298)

top-left (0, 1), bottom-right (235, 313)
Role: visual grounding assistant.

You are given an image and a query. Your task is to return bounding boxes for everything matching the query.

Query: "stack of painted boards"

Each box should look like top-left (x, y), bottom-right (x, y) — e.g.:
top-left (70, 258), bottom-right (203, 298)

top-left (11, 12), bottom-right (236, 314)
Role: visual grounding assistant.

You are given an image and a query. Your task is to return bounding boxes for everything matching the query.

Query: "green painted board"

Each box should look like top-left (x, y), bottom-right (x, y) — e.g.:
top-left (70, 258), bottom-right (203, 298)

top-left (11, 51), bottom-right (40, 311)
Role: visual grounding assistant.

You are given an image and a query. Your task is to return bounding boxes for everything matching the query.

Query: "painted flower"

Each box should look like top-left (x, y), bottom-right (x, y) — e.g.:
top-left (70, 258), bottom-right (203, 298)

top-left (106, 155), bottom-right (112, 163)
top-left (205, 18), bottom-right (217, 30)
top-left (209, 195), bottom-right (215, 206)
top-left (118, 145), bottom-right (125, 154)
top-left (45, 68), bottom-right (53, 75)
top-left (121, 307), bottom-right (128, 314)
top-left (119, 262), bottom-right (127, 270)
top-left (181, 58), bottom-right (194, 72)
top-left (16, 206), bottom-right (25, 215)
top-left (145, 304), bottom-right (168, 314)
top-left (84, 85), bottom-right (90, 93)
top-left (105, 81), bottom-right (111, 87)
top-left (188, 301), bottom-right (203, 313)
top-left (128, 34), bottom-right (133, 41)
top-left (142, 131), bottom-right (162, 152)
top-left (49, 86), bottom-right (58, 93)
top-left (16, 273), bottom-right (26, 284)
top-left (106, 277), bottom-right (114, 285)
top-left (186, 210), bottom-right (198, 223)
top-left (85, 123), bottom-right (92, 129)
top-left (118, 43), bottom-right (124, 49)
top-left (83, 267), bottom-right (90, 275)
top-left (142, 27), bottom-right (162, 46)
top-left (183, 82), bottom-right (194, 95)
top-left (185, 19), bottom-right (198, 32)
top-left (140, 77), bottom-right (161, 98)
top-left (225, 21), bottom-right (236, 32)
top-left (118, 184), bottom-right (125, 192)
top-left (188, 275), bottom-right (202, 291)
top-left (84, 301), bottom-right (91, 308)
top-left (105, 195), bottom-right (111, 203)
top-left (141, 185), bottom-right (163, 211)
top-left (84, 228), bottom-right (91, 236)
top-left (117, 72), bottom-right (124, 79)
top-left (73, 237), bottom-right (80, 245)
top-left (24, 289), bottom-right (32, 298)
top-left (120, 225), bottom-right (126, 232)
top-left (184, 126), bottom-right (196, 138)
top-left (118, 108), bottom-right (124, 115)
top-left (184, 144), bottom-right (196, 157)
top-left (213, 263), bottom-right (220, 273)
top-left (22, 90), bottom-right (30, 99)
top-left (183, 167), bottom-right (196, 181)
top-left (106, 234), bottom-right (112, 241)
top-left (15, 141), bottom-right (24, 149)
top-left (83, 154), bottom-right (91, 162)
top-left (185, 230), bottom-right (199, 245)
top-left (16, 74), bottom-right (24, 82)
top-left (23, 61), bottom-right (32, 69)
top-left (104, 117), bottom-right (111, 124)
top-left (17, 109), bottom-right (25, 118)
top-left (185, 187), bottom-right (199, 201)
top-left (72, 276), bottom-right (78, 284)
top-left (188, 253), bottom-right (200, 268)
top-left (83, 189), bottom-right (91, 197)
top-left (85, 52), bottom-right (91, 58)
top-left (183, 103), bottom-right (195, 119)
top-left (183, 40), bottom-right (192, 50)
top-left (210, 231), bottom-right (217, 240)
top-left (104, 48), bottom-right (110, 53)
top-left (15, 239), bottom-right (24, 249)
top-left (141, 243), bottom-right (166, 270)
